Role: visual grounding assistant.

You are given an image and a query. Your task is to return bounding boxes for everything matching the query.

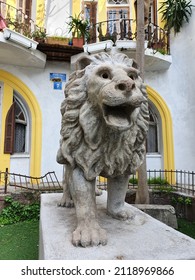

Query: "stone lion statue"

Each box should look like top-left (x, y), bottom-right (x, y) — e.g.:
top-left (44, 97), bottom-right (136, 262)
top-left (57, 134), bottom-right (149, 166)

top-left (57, 52), bottom-right (149, 247)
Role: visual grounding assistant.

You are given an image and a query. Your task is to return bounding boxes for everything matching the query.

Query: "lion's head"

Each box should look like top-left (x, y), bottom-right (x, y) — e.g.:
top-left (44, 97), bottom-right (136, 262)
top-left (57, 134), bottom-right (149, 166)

top-left (57, 53), bottom-right (149, 180)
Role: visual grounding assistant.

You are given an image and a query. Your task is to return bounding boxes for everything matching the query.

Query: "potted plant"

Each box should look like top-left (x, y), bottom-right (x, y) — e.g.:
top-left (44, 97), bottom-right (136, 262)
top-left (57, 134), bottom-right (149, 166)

top-left (159, 0), bottom-right (194, 34)
top-left (31, 29), bottom-right (47, 43)
top-left (67, 12), bottom-right (89, 47)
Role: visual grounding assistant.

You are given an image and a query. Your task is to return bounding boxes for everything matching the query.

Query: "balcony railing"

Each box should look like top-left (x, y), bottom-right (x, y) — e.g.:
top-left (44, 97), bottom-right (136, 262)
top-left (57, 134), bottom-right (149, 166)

top-left (0, 1), bottom-right (41, 37)
top-left (0, 1), bottom-right (170, 55)
top-left (88, 19), bottom-right (170, 55)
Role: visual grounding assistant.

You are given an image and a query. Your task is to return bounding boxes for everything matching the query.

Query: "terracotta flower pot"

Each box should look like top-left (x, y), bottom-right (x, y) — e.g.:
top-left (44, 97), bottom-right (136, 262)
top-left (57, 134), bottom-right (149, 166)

top-left (72, 37), bottom-right (84, 48)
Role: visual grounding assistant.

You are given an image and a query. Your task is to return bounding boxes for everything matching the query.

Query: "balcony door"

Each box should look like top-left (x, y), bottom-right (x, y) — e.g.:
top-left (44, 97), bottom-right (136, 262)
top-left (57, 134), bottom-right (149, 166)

top-left (84, 1), bottom-right (97, 43)
top-left (17, 0), bottom-right (32, 19)
top-left (148, 0), bottom-right (157, 25)
top-left (107, 0), bottom-right (130, 40)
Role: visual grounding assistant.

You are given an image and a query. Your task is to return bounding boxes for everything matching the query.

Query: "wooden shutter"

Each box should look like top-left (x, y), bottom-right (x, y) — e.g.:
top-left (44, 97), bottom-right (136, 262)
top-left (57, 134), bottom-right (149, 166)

top-left (85, 2), bottom-right (97, 43)
top-left (4, 102), bottom-right (15, 154)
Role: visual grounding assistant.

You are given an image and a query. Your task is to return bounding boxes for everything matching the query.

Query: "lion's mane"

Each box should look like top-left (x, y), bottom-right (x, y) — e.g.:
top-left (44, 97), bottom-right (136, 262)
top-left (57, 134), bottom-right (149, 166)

top-left (57, 53), bottom-right (149, 180)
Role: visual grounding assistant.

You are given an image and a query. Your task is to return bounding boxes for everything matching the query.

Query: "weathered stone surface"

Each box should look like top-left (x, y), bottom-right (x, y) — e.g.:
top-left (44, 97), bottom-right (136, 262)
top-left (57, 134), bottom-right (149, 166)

top-left (134, 204), bottom-right (178, 229)
top-left (39, 192), bottom-right (195, 260)
top-left (56, 52), bottom-right (149, 247)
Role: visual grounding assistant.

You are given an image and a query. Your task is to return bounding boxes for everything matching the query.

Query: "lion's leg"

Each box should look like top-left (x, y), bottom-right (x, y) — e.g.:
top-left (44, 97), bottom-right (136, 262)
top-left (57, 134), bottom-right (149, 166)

top-left (107, 174), bottom-right (132, 220)
top-left (70, 167), bottom-right (107, 247)
top-left (58, 164), bottom-right (74, 208)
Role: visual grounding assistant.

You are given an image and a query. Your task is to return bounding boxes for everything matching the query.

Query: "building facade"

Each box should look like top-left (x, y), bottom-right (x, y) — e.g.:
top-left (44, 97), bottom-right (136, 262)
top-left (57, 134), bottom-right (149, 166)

top-left (0, 0), bottom-right (195, 182)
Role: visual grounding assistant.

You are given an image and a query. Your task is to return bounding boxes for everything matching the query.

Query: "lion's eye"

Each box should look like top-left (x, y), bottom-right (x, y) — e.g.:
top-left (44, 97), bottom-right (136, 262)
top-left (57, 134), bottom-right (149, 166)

top-left (128, 72), bottom-right (138, 80)
top-left (101, 72), bottom-right (110, 79)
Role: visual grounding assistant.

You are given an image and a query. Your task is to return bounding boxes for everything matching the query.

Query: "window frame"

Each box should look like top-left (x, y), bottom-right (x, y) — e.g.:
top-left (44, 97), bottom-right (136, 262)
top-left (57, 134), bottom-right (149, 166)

top-left (4, 93), bottom-right (30, 155)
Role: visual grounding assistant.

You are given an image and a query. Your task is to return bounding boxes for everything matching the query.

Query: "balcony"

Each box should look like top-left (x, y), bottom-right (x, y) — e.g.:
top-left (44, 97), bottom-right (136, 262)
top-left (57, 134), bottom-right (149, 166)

top-left (0, 0), bottom-right (172, 69)
top-left (84, 19), bottom-right (172, 71)
top-left (0, 0), bottom-right (39, 36)
top-left (0, 1), bottom-right (47, 68)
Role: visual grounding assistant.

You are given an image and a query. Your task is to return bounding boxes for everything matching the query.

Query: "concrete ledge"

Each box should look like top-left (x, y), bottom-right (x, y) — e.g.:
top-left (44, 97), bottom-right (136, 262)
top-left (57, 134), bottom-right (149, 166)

top-left (134, 204), bottom-right (178, 229)
top-left (39, 191), bottom-right (195, 260)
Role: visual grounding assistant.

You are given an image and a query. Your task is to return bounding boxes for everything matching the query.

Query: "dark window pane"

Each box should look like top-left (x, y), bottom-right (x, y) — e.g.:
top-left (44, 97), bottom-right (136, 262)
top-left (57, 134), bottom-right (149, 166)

top-left (147, 124), bottom-right (158, 153)
top-left (14, 123), bottom-right (26, 153)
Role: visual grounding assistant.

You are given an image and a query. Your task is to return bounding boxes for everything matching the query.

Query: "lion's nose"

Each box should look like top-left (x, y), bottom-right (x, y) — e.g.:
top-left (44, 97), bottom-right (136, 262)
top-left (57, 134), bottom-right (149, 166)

top-left (115, 79), bottom-right (135, 93)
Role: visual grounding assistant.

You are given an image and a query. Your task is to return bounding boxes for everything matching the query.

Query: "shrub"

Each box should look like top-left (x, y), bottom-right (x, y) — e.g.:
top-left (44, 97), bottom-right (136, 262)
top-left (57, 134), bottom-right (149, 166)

top-left (129, 177), bottom-right (138, 185)
top-left (0, 196), bottom-right (40, 226)
top-left (148, 176), bottom-right (169, 185)
top-left (172, 196), bottom-right (192, 205)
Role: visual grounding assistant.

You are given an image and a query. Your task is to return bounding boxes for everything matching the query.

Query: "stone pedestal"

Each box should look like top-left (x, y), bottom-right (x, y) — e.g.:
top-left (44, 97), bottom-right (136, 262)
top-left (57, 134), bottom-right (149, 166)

top-left (134, 204), bottom-right (178, 229)
top-left (39, 191), bottom-right (195, 260)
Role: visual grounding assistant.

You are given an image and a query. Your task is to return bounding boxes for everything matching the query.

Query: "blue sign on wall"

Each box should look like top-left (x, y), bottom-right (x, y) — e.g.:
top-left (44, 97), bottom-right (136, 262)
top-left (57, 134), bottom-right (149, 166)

top-left (50, 73), bottom-right (66, 82)
top-left (53, 81), bottom-right (62, 90)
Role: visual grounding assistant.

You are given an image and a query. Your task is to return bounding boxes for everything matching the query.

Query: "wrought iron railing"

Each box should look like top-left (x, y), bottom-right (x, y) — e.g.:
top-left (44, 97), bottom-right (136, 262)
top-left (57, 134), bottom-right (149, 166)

top-left (1, 169), bottom-right (195, 196)
top-left (0, 2), bottom-right (170, 54)
top-left (0, 1), bottom-right (42, 37)
top-left (0, 169), bottom-right (62, 193)
top-left (88, 19), bottom-right (170, 55)
top-left (97, 170), bottom-right (195, 196)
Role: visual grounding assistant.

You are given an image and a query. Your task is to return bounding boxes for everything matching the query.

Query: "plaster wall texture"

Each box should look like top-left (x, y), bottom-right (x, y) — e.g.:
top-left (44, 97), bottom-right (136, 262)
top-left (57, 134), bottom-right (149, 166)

top-left (45, 0), bottom-right (71, 37)
top-left (145, 6), bottom-right (195, 171)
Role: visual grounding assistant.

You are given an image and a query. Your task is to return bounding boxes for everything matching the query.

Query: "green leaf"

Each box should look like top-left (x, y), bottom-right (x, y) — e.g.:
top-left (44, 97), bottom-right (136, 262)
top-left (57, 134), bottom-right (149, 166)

top-left (158, 0), bottom-right (194, 34)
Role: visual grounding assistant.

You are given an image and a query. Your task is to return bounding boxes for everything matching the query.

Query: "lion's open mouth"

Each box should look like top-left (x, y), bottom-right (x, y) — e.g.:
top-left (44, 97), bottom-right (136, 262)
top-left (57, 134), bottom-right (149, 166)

top-left (103, 104), bottom-right (134, 129)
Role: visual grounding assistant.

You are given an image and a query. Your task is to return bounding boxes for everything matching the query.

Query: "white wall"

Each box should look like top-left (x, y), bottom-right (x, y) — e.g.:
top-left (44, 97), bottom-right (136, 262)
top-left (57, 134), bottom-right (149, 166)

top-left (145, 2), bottom-right (195, 171)
top-left (45, 0), bottom-right (71, 37)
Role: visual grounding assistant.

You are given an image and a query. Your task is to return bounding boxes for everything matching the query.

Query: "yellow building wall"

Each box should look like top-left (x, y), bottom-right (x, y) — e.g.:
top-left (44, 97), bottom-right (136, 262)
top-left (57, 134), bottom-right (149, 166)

top-left (5, 0), bottom-right (16, 20)
top-left (0, 84), bottom-right (13, 173)
top-left (36, 0), bottom-right (45, 27)
top-left (7, 0), bottom-right (16, 7)
top-left (0, 70), bottom-right (42, 178)
top-left (98, 1), bottom-right (107, 22)
top-left (72, 0), bottom-right (81, 16)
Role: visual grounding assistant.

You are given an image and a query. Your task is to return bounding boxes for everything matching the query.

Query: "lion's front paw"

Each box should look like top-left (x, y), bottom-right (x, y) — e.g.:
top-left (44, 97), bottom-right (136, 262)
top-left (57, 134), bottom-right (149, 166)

top-left (107, 208), bottom-right (133, 221)
top-left (72, 222), bottom-right (107, 247)
top-left (58, 196), bottom-right (74, 208)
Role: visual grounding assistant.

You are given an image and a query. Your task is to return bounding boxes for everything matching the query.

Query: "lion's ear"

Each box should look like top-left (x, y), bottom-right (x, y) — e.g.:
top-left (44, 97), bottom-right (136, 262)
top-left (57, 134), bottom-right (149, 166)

top-left (76, 55), bottom-right (93, 70)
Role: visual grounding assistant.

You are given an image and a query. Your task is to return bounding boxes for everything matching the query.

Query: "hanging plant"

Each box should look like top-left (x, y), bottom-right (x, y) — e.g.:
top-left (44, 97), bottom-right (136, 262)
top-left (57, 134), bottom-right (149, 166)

top-left (159, 0), bottom-right (194, 34)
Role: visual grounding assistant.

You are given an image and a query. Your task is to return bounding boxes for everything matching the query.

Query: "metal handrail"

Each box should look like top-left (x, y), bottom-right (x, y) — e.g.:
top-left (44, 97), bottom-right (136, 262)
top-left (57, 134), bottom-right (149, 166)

top-left (88, 19), bottom-right (170, 54)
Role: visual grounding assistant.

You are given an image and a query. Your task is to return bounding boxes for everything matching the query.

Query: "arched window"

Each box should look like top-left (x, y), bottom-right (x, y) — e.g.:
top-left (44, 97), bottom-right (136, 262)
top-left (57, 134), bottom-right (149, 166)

top-left (4, 94), bottom-right (30, 154)
top-left (146, 107), bottom-right (159, 153)
top-left (14, 98), bottom-right (27, 153)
